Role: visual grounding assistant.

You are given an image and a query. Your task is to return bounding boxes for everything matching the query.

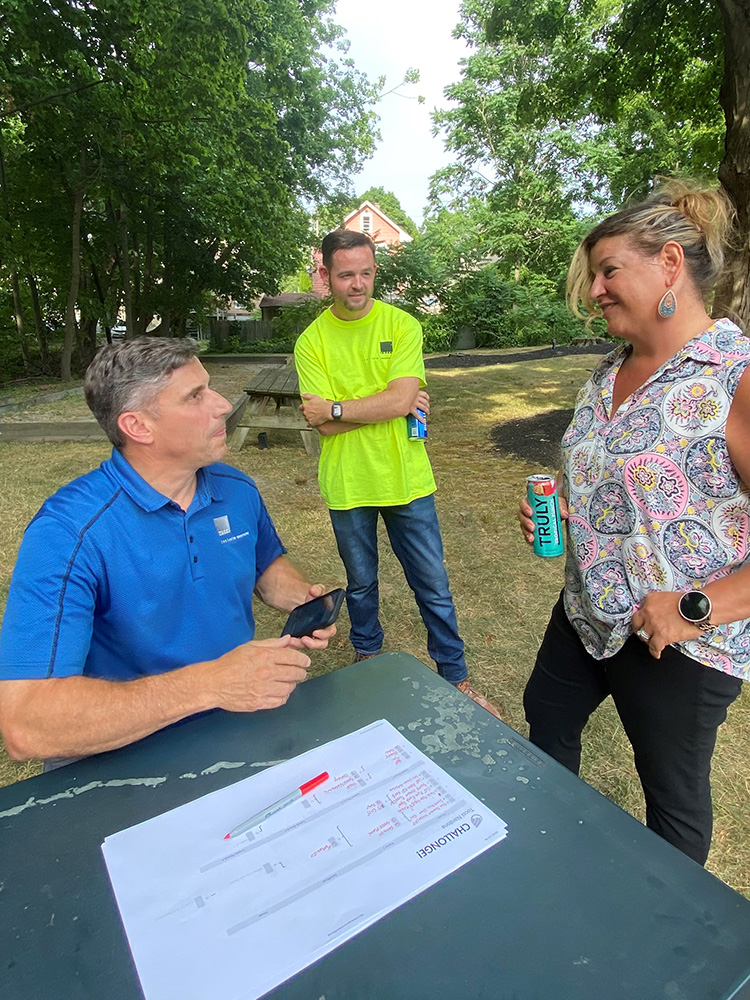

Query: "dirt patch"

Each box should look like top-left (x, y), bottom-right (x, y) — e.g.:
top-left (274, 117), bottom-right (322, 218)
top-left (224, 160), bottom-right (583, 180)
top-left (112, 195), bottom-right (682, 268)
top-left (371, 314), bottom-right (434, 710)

top-left (429, 344), bottom-right (611, 467)
top-left (425, 342), bottom-right (612, 369)
top-left (491, 407), bottom-right (574, 469)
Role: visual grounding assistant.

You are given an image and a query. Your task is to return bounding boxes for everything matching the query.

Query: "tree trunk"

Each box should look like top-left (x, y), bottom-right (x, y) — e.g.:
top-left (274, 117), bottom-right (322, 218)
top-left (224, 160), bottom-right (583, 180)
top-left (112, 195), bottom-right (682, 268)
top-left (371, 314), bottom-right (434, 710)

top-left (10, 269), bottom-right (31, 372)
top-left (137, 193), bottom-right (155, 336)
top-left (26, 274), bottom-right (49, 370)
top-left (0, 148), bottom-right (31, 372)
top-left (79, 316), bottom-right (99, 365)
top-left (119, 199), bottom-right (135, 339)
top-left (61, 146), bottom-right (86, 381)
top-left (714, 0), bottom-right (750, 329)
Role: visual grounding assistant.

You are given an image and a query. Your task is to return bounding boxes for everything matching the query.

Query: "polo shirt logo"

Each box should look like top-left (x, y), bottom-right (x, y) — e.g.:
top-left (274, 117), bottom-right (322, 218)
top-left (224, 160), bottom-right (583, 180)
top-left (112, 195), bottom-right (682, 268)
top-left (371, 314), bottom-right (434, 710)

top-left (380, 341), bottom-right (393, 354)
top-left (213, 515), bottom-right (231, 537)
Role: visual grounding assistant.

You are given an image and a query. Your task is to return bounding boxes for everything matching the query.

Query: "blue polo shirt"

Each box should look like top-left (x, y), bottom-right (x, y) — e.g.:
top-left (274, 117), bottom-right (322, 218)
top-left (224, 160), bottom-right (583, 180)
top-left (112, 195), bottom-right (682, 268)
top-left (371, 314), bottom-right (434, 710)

top-left (0, 449), bottom-right (286, 681)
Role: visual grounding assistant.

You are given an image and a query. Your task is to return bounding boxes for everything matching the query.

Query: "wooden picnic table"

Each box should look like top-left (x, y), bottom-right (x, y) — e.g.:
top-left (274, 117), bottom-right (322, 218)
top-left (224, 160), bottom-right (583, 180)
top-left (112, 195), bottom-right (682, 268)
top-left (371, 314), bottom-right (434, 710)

top-left (228, 363), bottom-right (320, 456)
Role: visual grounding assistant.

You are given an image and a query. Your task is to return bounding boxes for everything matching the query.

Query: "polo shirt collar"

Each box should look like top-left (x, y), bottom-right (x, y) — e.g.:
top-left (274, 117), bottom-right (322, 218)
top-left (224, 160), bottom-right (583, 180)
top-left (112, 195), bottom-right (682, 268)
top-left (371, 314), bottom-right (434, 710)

top-left (106, 449), bottom-right (224, 513)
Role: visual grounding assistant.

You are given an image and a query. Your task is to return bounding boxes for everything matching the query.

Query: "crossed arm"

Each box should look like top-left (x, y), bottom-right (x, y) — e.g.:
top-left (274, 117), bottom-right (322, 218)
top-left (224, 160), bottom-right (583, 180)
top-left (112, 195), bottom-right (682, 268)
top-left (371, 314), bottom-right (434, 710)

top-left (300, 377), bottom-right (429, 436)
top-left (0, 557), bottom-right (333, 760)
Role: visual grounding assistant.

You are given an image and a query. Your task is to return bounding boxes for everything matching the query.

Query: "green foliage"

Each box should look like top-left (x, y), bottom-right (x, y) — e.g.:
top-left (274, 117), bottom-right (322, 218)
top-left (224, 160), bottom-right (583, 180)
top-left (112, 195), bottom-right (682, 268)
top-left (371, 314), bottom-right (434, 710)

top-left (210, 336), bottom-right (296, 355)
top-left (374, 240), bottom-right (447, 311)
top-left (0, 0), bottom-right (380, 378)
top-left (420, 315), bottom-right (456, 354)
top-left (444, 266), bottom-right (581, 348)
top-left (414, 0), bottom-right (738, 345)
top-left (280, 269), bottom-right (313, 294)
top-left (481, 0), bottom-right (724, 205)
top-left (271, 300), bottom-right (329, 343)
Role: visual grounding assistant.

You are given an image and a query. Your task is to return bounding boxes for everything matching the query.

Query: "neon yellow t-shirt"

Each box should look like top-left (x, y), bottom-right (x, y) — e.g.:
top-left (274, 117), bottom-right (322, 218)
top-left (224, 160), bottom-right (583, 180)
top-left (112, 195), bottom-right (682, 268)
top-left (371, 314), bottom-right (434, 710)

top-left (294, 300), bottom-right (436, 510)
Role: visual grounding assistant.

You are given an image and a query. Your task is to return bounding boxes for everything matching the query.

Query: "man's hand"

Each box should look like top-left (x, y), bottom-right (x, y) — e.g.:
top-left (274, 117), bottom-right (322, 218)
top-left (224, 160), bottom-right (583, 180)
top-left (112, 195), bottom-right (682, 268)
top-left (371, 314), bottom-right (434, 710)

top-left (519, 495), bottom-right (569, 544)
top-left (631, 592), bottom-right (703, 659)
top-left (208, 636), bottom-right (311, 711)
top-left (411, 389), bottom-right (430, 421)
top-left (290, 584), bottom-right (338, 650)
top-left (300, 394), bottom-right (332, 428)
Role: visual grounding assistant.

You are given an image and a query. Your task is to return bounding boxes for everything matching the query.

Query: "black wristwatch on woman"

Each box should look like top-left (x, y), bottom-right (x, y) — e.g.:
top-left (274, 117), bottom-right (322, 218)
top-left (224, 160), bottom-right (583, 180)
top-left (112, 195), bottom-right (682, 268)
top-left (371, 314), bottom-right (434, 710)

top-left (678, 591), bottom-right (716, 633)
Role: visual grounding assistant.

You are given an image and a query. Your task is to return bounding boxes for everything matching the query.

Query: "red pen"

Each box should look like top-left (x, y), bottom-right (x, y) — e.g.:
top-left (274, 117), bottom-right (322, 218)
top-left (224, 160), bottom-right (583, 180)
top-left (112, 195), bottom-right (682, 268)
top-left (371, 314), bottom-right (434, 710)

top-left (224, 771), bottom-right (329, 839)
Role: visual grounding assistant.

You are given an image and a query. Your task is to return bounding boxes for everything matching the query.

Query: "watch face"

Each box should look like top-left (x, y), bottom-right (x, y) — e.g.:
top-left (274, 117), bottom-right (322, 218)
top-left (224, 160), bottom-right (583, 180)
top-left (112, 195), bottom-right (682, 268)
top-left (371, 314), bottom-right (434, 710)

top-left (331, 402), bottom-right (342, 420)
top-left (680, 590), bottom-right (711, 623)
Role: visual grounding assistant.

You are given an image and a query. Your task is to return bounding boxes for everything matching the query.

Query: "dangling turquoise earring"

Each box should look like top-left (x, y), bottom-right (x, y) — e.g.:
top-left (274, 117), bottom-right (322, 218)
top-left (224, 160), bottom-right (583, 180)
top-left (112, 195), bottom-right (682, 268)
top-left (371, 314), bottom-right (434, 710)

top-left (658, 289), bottom-right (677, 317)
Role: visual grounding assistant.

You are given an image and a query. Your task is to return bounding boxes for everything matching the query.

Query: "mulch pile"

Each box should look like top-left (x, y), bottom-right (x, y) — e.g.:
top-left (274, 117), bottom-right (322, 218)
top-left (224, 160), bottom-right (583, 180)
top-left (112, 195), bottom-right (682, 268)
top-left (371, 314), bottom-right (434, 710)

top-left (426, 343), bottom-right (613, 467)
top-left (424, 342), bottom-right (613, 370)
top-left (490, 408), bottom-right (574, 468)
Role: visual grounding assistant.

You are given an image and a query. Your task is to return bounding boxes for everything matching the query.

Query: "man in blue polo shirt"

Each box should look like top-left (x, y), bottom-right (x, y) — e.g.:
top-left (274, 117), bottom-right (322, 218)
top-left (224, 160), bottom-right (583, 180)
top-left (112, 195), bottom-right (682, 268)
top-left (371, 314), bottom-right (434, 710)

top-left (0, 338), bottom-right (334, 764)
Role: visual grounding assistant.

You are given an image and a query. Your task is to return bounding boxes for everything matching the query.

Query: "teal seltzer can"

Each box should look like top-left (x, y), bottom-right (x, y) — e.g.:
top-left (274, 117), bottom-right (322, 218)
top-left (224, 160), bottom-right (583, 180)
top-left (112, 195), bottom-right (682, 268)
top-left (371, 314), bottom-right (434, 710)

top-left (527, 474), bottom-right (564, 558)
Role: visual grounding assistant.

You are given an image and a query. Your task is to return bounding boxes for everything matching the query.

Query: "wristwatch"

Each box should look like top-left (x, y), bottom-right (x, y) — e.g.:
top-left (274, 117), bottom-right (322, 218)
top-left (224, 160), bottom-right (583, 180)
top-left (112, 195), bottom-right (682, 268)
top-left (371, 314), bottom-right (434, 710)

top-left (678, 590), bottom-right (715, 632)
top-left (331, 402), bottom-right (343, 420)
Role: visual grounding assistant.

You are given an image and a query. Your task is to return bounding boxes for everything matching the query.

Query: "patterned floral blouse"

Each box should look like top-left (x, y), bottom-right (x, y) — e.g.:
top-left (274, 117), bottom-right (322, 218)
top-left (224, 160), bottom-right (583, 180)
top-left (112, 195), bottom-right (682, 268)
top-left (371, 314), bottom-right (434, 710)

top-left (562, 319), bottom-right (750, 678)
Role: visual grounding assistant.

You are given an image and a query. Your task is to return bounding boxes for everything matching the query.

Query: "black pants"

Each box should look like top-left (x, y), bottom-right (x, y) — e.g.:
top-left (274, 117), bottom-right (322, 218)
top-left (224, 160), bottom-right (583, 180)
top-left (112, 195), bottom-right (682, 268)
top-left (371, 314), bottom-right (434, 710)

top-left (524, 594), bottom-right (742, 865)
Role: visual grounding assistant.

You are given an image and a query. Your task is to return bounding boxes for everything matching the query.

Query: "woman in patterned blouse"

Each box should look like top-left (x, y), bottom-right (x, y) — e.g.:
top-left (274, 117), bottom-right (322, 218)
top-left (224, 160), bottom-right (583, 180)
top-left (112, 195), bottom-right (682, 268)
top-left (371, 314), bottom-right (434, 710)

top-left (518, 180), bottom-right (750, 864)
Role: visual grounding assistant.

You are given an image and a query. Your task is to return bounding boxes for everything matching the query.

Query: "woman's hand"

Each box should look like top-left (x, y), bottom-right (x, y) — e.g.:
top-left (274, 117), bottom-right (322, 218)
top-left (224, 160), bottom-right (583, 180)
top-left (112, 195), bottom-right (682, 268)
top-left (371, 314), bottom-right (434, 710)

top-left (519, 494), bottom-right (569, 544)
top-left (631, 592), bottom-right (702, 659)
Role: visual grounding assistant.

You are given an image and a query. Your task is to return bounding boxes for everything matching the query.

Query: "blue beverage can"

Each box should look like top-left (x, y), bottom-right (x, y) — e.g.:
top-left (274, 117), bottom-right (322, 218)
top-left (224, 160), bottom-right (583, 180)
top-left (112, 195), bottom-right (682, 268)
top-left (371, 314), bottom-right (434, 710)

top-left (406, 409), bottom-right (428, 440)
top-left (526, 474), bottom-right (564, 558)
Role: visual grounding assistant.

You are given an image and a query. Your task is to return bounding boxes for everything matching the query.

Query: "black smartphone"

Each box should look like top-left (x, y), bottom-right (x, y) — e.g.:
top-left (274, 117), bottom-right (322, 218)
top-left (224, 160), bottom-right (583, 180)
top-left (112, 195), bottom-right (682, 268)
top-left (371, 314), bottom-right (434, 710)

top-left (280, 588), bottom-right (345, 638)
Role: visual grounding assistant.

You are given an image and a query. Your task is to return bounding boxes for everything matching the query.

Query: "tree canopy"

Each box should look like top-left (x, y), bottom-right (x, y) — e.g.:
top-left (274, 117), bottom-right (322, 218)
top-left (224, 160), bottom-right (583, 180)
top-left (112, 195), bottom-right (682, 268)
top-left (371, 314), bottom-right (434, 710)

top-left (0, 0), bottom-right (380, 378)
top-left (400, 0), bottom-right (750, 346)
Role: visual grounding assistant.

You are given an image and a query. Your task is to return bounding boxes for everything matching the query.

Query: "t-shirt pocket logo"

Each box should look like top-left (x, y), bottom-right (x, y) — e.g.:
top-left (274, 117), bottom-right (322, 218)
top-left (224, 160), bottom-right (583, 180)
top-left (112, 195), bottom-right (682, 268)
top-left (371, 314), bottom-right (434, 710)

top-left (380, 341), bottom-right (393, 354)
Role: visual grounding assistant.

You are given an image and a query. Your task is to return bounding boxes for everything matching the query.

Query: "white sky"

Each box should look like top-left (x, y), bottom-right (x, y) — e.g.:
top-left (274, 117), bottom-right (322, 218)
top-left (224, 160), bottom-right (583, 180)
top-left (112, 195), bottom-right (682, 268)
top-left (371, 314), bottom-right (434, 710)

top-left (331, 0), bottom-right (471, 229)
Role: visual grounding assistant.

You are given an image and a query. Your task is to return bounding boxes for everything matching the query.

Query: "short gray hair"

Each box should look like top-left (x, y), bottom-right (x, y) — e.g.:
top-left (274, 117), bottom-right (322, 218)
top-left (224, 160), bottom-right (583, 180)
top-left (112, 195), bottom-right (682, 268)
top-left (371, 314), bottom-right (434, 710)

top-left (84, 337), bottom-right (199, 448)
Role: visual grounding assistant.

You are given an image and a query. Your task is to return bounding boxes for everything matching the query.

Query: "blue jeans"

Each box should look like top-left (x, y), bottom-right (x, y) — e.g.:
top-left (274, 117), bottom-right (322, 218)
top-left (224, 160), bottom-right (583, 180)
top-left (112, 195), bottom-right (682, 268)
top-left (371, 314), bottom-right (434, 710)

top-left (329, 495), bottom-right (467, 684)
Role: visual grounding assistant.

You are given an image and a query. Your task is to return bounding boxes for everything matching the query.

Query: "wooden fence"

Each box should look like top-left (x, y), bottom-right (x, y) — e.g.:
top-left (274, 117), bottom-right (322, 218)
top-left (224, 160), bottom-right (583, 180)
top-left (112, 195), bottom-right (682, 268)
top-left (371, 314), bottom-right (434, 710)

top-left (209, 319), bottom-right (274, 346)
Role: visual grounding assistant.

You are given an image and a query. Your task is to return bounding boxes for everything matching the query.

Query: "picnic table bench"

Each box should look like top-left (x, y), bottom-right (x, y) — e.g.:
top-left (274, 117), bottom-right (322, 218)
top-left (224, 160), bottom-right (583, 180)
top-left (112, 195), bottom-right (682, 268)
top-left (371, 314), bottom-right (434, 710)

top-left (228, 363), bottom-right (320, 456)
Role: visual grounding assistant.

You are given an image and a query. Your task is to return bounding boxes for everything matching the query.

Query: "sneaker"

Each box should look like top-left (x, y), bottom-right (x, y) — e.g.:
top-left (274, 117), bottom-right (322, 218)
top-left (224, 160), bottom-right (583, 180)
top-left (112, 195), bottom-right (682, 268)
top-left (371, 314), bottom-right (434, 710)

top-left (455, 679), bottom-right (503, 720)
top-left (354, 651), bottom-right (379, 663)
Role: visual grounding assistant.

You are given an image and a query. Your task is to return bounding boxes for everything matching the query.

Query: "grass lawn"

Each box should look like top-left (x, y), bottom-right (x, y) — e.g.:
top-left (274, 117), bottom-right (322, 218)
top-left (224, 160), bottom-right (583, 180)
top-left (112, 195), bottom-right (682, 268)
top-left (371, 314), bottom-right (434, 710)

top-left (1, 350), bottom-right (749, 895)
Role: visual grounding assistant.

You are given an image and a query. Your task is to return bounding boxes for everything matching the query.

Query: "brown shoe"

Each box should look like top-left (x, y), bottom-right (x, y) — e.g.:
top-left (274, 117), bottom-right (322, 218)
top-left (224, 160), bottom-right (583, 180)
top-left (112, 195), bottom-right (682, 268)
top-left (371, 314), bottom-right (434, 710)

top-left (354, 651), bottom-right (379, 662)
top-left (455, 679), bottom-right (503, 720)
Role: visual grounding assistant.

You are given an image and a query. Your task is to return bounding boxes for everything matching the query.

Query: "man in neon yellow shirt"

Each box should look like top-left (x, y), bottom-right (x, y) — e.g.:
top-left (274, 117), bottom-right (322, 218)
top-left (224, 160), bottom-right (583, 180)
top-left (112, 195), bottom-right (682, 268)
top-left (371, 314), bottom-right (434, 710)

top-left (295, 229), bottom-right (501, 717)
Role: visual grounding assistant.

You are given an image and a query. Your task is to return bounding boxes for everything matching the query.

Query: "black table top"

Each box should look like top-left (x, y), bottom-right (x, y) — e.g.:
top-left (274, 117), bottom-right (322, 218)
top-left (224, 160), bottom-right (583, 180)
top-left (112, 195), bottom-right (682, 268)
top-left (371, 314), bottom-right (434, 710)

top-left (2, 653), bottom-right (750, 1000)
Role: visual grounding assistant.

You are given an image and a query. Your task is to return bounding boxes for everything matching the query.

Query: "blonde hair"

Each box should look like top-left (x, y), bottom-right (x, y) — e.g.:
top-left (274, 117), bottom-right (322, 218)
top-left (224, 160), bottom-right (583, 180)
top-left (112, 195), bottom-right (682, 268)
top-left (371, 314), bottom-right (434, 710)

top-left (567, 180), bottom-right (736, 321)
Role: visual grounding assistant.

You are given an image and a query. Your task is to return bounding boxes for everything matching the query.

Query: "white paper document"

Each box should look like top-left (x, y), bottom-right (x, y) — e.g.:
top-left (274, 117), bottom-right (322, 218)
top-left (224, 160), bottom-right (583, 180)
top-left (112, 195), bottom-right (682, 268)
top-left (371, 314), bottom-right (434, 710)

top-left (102, 719), bottom-right (508, 1000)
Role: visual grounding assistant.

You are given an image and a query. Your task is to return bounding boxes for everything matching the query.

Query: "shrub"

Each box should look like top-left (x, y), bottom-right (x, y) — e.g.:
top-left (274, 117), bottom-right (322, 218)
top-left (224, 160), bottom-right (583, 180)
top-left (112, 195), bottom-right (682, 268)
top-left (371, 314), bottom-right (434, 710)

top-left (271, 300), bottom-right (329, 343)
top-left (206, 335), bottom-right (296, 355)
top-left (420, 315), bottom-right (455, 353)
top-left (443, 266), bottom-right (595, 348)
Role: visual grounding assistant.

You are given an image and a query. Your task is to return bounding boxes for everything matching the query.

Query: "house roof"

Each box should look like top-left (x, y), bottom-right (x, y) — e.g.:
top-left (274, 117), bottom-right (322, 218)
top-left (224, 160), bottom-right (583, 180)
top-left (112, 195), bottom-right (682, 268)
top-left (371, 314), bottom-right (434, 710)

top-left (259, 292), bottom-right (322, 308)
top-left (343, 200), bottom-right (413, 243)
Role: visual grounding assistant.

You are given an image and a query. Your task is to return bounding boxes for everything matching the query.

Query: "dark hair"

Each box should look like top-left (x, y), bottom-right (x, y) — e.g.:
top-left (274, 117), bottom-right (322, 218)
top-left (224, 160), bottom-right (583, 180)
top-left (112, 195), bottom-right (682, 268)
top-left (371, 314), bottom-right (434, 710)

top-left (321, 229), bottom-right (376, 269)
top-left (84, 337), bottom-right (199, 448)
top-left (567, 179), bottom-right (736, 320)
